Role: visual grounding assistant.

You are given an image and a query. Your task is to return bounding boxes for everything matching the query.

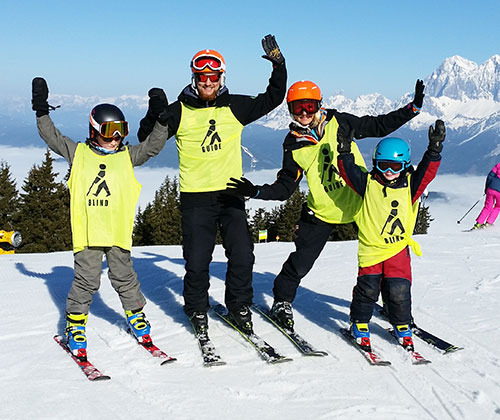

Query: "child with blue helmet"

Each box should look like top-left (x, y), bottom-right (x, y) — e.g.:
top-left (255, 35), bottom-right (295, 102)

top-left (337, 120), bottom-right (445, 351)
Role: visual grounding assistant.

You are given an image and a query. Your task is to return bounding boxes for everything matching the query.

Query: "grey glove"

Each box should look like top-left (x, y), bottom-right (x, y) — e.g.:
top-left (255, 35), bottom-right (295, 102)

top-left (428, 119), bottom-right (446, 153)
top-left (261, 34), bottom-right (284, 66)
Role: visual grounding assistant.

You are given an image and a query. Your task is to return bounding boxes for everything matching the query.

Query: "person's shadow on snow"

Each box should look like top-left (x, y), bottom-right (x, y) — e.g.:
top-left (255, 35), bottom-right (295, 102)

top-left (252, 270), bottom-right (352, 334)
top-left (15, 262), bottom-right (123, 335)
top-left (132, 251), bottom-right (243, 328)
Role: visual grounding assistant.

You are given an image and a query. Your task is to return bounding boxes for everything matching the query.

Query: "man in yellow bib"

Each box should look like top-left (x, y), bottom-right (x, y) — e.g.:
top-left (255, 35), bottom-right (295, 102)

top-left (32, 78), bottom-right (170, 361)
top-left (137, 35), bottom-right (286, 336)
top-left (337, 120), bottom-right (445, 352)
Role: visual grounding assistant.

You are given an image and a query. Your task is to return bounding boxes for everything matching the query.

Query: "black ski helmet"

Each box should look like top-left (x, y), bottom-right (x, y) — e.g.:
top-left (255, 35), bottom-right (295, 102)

top-left (89, 103), bottom-right (128, 140)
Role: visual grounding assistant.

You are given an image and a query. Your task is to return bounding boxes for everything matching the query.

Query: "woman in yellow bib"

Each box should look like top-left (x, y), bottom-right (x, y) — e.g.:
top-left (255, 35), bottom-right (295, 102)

top-left (336, 120), bottom-right (445, 352)
top-left (32, 78), bottom-right (170, 361)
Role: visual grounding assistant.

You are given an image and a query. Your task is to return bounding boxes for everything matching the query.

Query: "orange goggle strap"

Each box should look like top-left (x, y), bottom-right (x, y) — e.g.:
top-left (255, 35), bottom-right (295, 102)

top-left (89, 114), bottom-right (129, 138)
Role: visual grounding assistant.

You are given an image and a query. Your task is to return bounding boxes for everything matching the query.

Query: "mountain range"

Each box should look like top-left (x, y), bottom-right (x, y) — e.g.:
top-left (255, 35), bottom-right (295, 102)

top-left (2, 54), bottom-right (500, 174)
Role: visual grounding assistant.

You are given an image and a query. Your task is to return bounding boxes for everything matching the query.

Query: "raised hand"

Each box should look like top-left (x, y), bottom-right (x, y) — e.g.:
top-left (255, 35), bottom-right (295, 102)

top-left (148, 88), bottom-right (169, 125)
top-left (337, 127), bottom-right (355, 154)
top-left (261, 34), bottom-right (284, 66)
top-left (413, 79), bottom-right (425, 109)
top-left (32, 77), bottom-right (50, 117)
top-left (428, 119), bottom-right (446, 153)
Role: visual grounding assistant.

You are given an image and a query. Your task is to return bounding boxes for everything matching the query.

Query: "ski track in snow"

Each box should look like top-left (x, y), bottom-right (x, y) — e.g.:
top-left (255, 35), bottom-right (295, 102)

top-left (2, 198), bottom-right (500, 418)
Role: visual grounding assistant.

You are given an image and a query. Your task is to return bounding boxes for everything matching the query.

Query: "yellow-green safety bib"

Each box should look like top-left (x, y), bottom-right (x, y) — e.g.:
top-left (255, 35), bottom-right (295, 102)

top-left (175, 103), bottom-right (244, 192)
top-left (292, 117), bottom-right (367, 223)
top-left (354, 174), bottom-right (421, 267)
top-left (67, 144), bottom-right (142, 252)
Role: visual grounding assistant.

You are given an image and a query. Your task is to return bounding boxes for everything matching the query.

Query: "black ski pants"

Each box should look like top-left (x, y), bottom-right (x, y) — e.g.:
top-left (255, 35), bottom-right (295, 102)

top-left (350, 247), bottom-right (412, 325)
top-left (273, 205), bottom-right (334, 303)
top-left (181, 199), bottom-right (254, 316)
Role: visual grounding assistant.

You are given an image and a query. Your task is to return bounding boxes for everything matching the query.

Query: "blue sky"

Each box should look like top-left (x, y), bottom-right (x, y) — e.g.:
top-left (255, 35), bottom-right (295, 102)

top-left (2, 0), bottom-right (499, 102)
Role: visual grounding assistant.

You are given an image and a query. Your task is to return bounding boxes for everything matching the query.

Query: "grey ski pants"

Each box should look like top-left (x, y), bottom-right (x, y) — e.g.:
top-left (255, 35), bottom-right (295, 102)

top-left (66, 246), bottom-right (146, 314)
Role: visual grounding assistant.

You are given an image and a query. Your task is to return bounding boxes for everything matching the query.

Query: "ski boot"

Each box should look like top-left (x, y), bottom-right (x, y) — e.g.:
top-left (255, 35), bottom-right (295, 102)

top-left (189, 311), bottom-right (208, 336)
top-left (350, 322), bottom-right (371, 350)
top-left (270, 301), bottom-right (294, 331)
top-left (484, 222), bottom-right (493, 228)
top-left (393, 324), bottom-right (414, 349)
top-left (471, 222), bottom-right (483, 230)
top-left (228, 305), bottom-right (253, 335)
top-left (65, 312), bottom-right (88, 361)
top-left (125, 308), bottom-right (152, 346)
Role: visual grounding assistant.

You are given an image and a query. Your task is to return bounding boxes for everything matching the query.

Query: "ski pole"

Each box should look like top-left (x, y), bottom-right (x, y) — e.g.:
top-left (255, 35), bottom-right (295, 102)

top-left (457, 194), bottom-right (485, 224)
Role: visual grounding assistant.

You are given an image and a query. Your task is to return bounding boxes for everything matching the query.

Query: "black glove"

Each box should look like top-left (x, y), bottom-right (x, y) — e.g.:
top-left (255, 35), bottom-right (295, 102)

top-left (428, 119), bottom-right (446, 153)
top-left (413, 79), bottom-right (425, 109)
top-left (227, 177), bottom-right (259, 198)
top-left (337, 127), bottom-right (355, 154)
top-left (261, 34), bottom-right (284, 66)
top-left (32, 77), bottom-right (50, 117)
top-left (148, 88), bottom-right (169, 125)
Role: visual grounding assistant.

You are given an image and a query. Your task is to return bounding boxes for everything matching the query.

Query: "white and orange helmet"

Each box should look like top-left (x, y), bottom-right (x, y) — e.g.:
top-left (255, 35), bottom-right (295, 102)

top-left (190, 49), bottom-right (226, 91)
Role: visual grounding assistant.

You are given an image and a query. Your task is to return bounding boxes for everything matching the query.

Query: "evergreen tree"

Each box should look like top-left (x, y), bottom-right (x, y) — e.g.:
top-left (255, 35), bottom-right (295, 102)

top-left (270, 188), bottom-right (306, 242)
top-left (414, 200), bottom-right (433, 234)
top-left (133, 175), bottom-right (182, 245)
top-left (0, 160), bottom-right (20, 230)
top-left (329, 222), bottom-right (358, 241)
top-left (15, 150), bottom-right (72, 253)
top-left (250, 207), bottom-right (272, 242)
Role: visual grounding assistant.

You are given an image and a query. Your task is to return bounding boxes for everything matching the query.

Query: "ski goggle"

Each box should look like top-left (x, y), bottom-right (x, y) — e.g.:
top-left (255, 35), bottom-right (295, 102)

top-left (288, 99), bottom-right (321, 115)
top-left (90, 115), bottom-right (129, 139)
top-left (376, 160), bottom-right (406, 173)
top-left (195, 73), bottom-right (221, 83)
top-left (192, 56), bottom-right (224, 72)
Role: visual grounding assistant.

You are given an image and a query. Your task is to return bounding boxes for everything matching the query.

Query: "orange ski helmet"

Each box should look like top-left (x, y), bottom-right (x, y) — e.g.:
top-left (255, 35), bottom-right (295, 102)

top-left (286, 80), bottom-right (322, 103)
top-left (190, 49), bottom-right (226, 74)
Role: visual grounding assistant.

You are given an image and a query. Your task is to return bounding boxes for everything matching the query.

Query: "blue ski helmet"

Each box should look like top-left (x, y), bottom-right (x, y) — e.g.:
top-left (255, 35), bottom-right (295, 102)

top-left (373, 137), bottom-right (410, 173)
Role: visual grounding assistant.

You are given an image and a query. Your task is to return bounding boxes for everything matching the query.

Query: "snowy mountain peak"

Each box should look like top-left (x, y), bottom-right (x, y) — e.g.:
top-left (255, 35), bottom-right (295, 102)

top-left (425, 54), bottom-right (500, 101)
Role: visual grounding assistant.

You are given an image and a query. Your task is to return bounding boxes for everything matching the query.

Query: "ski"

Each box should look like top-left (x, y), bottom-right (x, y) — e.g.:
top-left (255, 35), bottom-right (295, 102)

top-left (190, 324), bottom-right (226, 367)
top-left (252, 304), bottom-right (328, 356)
top-left (388, 329), bottom-right (431, 365)
top-left (374, 303), bottom-right (463, 354)
top-left (54, 335), bottom-right (111, 381)
top-left (339, 328), bottom-right (391, 366)
top-left (129, 331), bottom-right (177, 366)
top-left (212, 304), bottom-right (292, 364)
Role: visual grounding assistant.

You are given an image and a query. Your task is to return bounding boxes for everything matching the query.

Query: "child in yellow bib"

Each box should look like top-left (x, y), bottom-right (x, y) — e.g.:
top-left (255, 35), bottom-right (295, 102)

top-left (337, 120), bottom-right (445, 352)
top-left (32, 78), bottom-right (170, 361)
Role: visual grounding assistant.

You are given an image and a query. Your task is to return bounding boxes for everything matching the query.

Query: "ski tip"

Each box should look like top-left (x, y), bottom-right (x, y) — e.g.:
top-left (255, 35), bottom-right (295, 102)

top-left (160, 357), bottom-right (177, 366)
top-left (91, 375), bottom-right (111, 381)
top-left (443, 346), bottom-right (464, 354)
top-left (203, 360), bottom-right (227, 367)
top-left (268, 356), bottom-right (293, 364)
top-left (304, 351), bottom-right (329, 357)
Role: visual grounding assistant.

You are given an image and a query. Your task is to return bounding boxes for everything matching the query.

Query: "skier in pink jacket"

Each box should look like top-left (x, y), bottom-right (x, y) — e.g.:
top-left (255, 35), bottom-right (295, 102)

top-left (471, 163), bottom-right (500, 229)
